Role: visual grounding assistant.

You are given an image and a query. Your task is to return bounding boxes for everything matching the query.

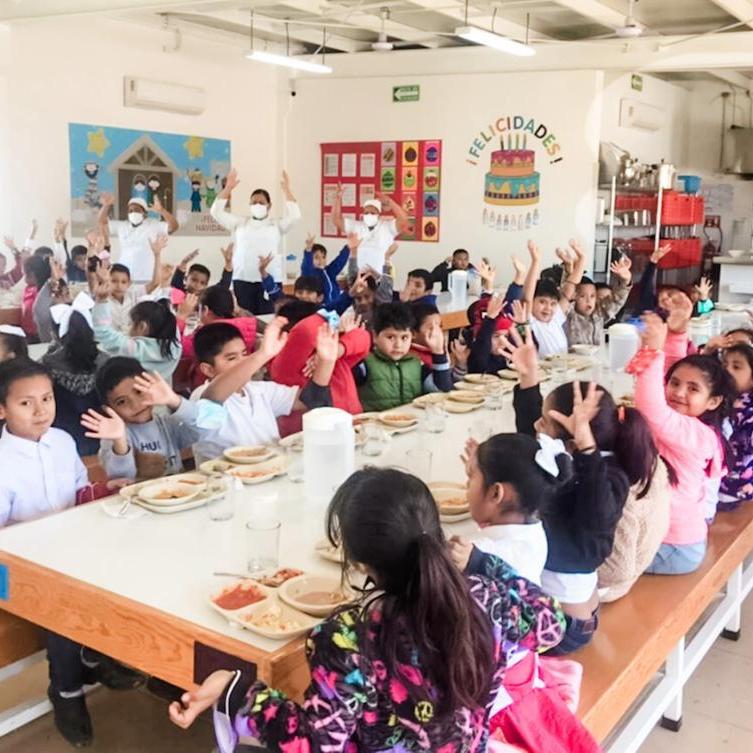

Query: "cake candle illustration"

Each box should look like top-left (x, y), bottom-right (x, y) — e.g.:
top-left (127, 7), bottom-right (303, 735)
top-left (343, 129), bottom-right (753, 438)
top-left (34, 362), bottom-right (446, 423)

top-left (483, 135), bottom-right (540, 207)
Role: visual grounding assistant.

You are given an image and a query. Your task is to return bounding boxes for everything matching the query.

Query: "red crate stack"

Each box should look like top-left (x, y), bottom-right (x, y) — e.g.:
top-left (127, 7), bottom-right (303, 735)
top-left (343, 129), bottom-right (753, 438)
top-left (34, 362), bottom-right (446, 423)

top-left (627, 238), bottom-right (701, 269)
top-left (660, 191), bottom-right (704, 225)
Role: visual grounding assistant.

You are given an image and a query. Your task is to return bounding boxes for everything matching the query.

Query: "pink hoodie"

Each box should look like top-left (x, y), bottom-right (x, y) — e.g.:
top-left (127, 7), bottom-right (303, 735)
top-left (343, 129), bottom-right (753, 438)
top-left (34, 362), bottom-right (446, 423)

top-left (628, 333), bottom-right (723, 546)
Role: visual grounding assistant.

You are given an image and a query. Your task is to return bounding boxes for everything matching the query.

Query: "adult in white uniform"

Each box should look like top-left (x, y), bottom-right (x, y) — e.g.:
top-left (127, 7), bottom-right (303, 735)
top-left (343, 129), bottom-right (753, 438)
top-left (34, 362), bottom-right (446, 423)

top-left (98, 193), bottom-right (178, 283)
top-left (210, 168), bottom-right (301, 315)
top-left (332, 187), bottom-right (410, 272)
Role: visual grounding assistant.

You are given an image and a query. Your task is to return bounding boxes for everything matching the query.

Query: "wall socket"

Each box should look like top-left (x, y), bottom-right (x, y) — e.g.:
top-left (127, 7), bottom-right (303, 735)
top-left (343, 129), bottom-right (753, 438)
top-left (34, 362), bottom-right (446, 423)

top-left (705, 215), bottom-right (721, 228)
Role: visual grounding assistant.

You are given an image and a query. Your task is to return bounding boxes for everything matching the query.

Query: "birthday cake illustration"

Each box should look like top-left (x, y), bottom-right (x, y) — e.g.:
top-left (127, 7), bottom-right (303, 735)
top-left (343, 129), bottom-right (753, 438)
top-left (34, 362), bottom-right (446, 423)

top-left (484, 134), bottom-right (540, 206)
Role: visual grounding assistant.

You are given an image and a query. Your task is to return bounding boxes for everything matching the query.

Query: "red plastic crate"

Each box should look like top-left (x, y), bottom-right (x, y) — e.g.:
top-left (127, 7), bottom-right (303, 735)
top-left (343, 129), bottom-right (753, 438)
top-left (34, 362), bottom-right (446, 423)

top-left (623, 237), bottom-right (701, 269)
top-left (660, 192), bottom-right (704, 225)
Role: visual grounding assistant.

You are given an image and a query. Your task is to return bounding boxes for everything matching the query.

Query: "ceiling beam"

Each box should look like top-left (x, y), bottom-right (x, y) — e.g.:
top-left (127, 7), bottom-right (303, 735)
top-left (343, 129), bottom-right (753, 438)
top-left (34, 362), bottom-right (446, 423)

top-left (707, 0), bottom-right (753, 30)
top-left (407, 0), bottom-right (552, 42)
top-left (0, 0), bottom-right (235, 21)
top-left (709, 69), bottom-right (753, 90)
top-left (550, 0), bottom-right (629, 30)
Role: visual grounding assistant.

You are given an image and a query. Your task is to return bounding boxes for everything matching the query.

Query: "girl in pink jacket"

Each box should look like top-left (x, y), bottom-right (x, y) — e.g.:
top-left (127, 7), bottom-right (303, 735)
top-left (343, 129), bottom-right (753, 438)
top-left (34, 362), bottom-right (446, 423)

top-left (627, 313), bottom-right (734, 574)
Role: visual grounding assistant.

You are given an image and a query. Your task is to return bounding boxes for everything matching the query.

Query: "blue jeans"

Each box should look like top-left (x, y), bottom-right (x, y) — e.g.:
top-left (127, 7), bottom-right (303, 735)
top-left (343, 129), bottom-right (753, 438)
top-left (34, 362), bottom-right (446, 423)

top-left (547, 608), bottom-right (600, 656)
top-left (645, 541), bottom-right (707, 575)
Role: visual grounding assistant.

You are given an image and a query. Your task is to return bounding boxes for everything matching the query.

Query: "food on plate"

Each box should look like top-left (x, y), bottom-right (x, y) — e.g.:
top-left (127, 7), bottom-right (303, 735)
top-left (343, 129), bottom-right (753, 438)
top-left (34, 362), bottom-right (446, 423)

top-left (224, 446), bottom-right (271, 461)
top-left (242, 605), bottom-right (303, 632)
top-left (297, 590), bottom-right (346, 606)
top-left (258, 568), bottom-right (304, 588)
top-left (152, 487), bottom-right (192, 500)
top-left (498, 369), bottom-right (520, 380)
top-left (379, 412), bottom-right (418, 427)
top-left (448, 391), bottom-right (485, 404)
top-left (213, 582), bottom-right (267, 611)
top-left (229, 468), bottom-right (274, 480)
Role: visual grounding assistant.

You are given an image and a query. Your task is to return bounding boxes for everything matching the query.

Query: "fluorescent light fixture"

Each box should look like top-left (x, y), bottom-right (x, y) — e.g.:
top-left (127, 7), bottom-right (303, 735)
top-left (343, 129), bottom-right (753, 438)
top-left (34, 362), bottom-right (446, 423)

top-left (455, 26), bottom-right (535, 57)
top-left (245, 49), bottom-right (332, 74)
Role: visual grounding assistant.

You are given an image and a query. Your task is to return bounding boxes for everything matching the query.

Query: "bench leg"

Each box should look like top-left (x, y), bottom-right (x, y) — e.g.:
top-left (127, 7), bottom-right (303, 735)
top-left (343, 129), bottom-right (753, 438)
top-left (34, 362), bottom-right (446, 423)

top-left (722, 564), bottom-right (743, 641)
top-left (660, 638), bottom-right (684, 732)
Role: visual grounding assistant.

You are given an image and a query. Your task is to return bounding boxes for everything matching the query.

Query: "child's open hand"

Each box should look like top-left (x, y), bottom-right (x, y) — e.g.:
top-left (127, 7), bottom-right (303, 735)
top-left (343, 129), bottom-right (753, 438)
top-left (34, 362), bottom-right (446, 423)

top-left (179, 249), bottom-right (199, 269)
top-left (89, 272), bottom-right (110, 302)
top-left (149, 234), bottom-right (169, 257)
top-left (425, 322), bottom-right (445, 355)
top-left (641, 312), bottom-right (668, 350)
top-left (461, 437), bottom-right (479, 475)
top-left (527, 239), bottom-right (540, 261)
top-left (450, 336), bottom-right (469, 368)
top-left (305, 232), bottom-right (316, 251)
top-left (385, 242), bottom-right (399, 260)
top-left (610, 255), bottom-right (632, 282)
top-left (511, 254), bottom-right (526, 280)
top-left (159, 263), bottom-right (175, 288)
top-left (499, 325), bottom-right (538, 383)
top-left (176, 292), bottom-right (199, 321)
top-left (259, 316), bottom-right (289, 360)
top-left (477, 259), bottom-right (496, 288)
top-left (555, 247), bottom-right (574, 274)
top-left (316, 324), bottom-right (340, 363)
top-left (511, 299), bottom-right (528, 325)
top-left (81, 407), bottom-right (127, 442)
top-left (485, 294), bottom-right (505, 320)
top-left (224, 168), bottom-right (240, 192)
top-left (650, 243), bottom-right (671, 264)
top-left (220, 242), bottom-right (234, 269)
top-left (346, 233), bottom-right (361, 254)
top-left (548, 381), bottom-right (601, 452)
top-left (694, 276), bottom-right (713, 301)
top-left (258, 253), bottom-right (274, 278)
top-left (448, 535), bottom-right (473, 572)
top-left (666, 293), bottom-right (693, 333)
top-left (134, 372), bottom-right (180, 410)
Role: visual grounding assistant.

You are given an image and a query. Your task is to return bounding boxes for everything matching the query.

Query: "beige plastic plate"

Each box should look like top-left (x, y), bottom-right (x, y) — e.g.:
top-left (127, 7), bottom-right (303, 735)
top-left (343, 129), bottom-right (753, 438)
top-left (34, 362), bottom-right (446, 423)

top-left (223, 445), bottom-right (276, 464)
top-left (278, 574), bottom-right (352, 618)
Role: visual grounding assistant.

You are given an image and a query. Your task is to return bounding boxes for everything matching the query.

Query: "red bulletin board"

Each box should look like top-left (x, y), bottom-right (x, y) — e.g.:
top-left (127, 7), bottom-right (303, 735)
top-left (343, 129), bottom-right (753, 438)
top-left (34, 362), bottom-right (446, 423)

top-left (320, 140), bottom-right (442, 242)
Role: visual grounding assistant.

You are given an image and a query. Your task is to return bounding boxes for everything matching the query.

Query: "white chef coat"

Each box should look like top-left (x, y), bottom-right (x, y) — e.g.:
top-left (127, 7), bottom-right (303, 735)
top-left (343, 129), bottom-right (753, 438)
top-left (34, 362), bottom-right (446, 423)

top-left (108, 218), bottom-right (168, 282)
top-left (344, 217), bottom-right (398, 272)
top-left (210, 198), bottom-right (301, 283)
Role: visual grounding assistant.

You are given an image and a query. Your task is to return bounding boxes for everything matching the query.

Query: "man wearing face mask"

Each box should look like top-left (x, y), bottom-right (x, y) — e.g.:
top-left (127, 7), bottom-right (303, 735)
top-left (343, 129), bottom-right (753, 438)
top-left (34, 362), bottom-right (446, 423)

top-left (98, 193), bottom-right (179, 283)
top-left (332, 185), bottom-right (410, 273)
top-left (210, 167), bottom-right (301, 315)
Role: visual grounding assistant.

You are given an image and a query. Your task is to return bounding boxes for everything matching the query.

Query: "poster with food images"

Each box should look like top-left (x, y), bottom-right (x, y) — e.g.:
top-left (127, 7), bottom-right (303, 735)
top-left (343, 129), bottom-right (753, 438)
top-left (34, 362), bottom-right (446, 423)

top-left (320, 140), bottom-right (442, 242)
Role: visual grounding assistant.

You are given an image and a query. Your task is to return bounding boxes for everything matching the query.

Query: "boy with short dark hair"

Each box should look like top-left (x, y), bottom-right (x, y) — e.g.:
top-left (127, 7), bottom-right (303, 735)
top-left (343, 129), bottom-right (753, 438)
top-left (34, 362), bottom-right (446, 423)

top-left (0, 358), bottom-right (143, 747)
top-left (293, 275), bottom-right (324, 304)
top-left (83, 358), bottom-right (218, 480)
top-left (400, 268), bottom-right (436, 305)
top-left (301, 233), bottom-right (351, 309)
top-left (190, 318), bottom-right (337, 464)
top-left (430, 248), bottom-right (479, 291)
top-left (356, 301), bottom-right (451, 411)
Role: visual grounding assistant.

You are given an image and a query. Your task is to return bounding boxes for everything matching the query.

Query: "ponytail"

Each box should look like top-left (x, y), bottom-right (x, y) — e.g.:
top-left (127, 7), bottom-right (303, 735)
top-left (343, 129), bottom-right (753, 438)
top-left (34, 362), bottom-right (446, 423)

top-left (327, 468), bottom-right (494, 715)
top-left (62, 311), bottom-right (99, 372)
top-left (130, 300), bottom-right (178, 359)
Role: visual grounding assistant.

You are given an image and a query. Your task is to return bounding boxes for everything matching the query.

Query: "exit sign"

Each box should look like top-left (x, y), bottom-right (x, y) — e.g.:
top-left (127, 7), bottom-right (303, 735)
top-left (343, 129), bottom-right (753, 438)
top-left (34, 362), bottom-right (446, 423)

top-left (393, 85), bottom-right (420, 103)
top-left (631, 74), bottom-right (643, 91)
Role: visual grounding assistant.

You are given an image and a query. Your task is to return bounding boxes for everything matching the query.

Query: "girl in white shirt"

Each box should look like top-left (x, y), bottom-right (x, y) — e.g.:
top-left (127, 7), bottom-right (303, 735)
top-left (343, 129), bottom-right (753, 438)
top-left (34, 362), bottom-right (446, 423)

top-left (210, 168), bottom-right (301, 315)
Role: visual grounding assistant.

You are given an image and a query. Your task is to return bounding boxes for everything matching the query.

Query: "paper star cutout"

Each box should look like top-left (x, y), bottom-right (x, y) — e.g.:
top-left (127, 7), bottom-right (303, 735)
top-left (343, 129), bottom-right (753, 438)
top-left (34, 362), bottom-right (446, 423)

top-left (86, 128), bottom-right (110, 158)
top-left (184, 135), bottom-right (204, 159)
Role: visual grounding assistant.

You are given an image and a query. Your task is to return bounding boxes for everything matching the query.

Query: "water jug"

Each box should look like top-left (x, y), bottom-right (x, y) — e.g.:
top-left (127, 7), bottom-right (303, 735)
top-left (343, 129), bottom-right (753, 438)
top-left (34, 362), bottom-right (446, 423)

top-left (449, 270), bottom-right (468, 309)
top-left (608, 323), bottom-right (639, 372)
top-left (688, 317), bottom-right (712, 349)
top-left (303, 408), bottom-right (355, 504)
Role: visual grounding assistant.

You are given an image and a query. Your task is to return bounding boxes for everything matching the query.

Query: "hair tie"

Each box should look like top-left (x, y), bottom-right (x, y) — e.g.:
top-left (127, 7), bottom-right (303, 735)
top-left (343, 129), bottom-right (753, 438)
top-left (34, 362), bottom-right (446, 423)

top-left (617, 405), bottom-right (626, 424)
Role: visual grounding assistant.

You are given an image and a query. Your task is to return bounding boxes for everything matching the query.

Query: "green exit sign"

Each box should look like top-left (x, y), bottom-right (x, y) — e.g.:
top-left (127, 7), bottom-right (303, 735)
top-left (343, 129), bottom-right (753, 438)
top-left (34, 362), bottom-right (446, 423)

top-left (393, 85), bottom-right (420, 103)
top-left (631, 73), bottom-right (643, 91)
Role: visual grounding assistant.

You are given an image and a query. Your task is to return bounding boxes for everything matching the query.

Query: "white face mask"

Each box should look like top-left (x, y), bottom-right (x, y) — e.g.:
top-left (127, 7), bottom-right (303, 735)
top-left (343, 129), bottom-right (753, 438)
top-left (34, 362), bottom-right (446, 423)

top-left (363, 213), bottom-right (379, 229)
top-left (250, 203), bottom-right (268, 220)
top-left (128, 212), bottom-right (145, 226)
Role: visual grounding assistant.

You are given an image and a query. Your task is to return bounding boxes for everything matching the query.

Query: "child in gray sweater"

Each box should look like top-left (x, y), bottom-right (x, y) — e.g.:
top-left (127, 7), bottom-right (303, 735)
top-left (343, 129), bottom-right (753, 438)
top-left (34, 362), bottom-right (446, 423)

top-left (81, 357), bottom-right (221, 480)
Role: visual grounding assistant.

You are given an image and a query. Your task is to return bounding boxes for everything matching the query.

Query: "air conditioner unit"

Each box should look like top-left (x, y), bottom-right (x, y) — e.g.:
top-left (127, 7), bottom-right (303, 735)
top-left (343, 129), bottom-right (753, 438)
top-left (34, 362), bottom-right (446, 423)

top-left (619, 98), bottom-right (664, 131)
top-left (124, 76), bottom-right (206, 115)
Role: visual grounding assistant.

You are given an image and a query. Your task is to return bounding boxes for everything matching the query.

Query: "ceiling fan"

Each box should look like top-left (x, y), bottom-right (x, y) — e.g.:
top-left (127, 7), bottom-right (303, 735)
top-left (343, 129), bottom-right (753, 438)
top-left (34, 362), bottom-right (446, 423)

top-left (370, 7), bottom-right (433, 51)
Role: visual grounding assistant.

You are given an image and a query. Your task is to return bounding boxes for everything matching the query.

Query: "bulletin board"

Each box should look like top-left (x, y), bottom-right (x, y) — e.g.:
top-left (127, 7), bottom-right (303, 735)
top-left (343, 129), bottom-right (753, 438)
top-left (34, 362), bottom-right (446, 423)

top-left (320, 140), bottom-right (442, 242)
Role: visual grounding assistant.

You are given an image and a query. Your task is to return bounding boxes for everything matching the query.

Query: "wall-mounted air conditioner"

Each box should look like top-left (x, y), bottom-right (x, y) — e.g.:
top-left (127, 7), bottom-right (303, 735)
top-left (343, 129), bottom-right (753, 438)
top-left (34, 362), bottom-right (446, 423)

top-left (619, 98), bottom-right (664, 131)
top-left (123, 76), bottom-right (206, 115)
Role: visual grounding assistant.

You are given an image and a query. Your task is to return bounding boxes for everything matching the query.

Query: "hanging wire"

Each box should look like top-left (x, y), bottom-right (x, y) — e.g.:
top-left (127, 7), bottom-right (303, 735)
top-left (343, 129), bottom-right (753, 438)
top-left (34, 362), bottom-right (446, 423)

top-left (249, 8), bottom-right (254, 50)
top-left (463, 0), bottom-right (468, 26)
top-left (285, 21), bottom-right (290, 56)
top-left (491, 7), bottom-right (497, 33)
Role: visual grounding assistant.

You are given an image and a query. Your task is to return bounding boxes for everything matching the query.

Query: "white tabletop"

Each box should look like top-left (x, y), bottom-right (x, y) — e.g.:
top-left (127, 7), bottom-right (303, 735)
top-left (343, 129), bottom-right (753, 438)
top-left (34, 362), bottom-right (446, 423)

top-left (0, 359), bottom-right (633, 654)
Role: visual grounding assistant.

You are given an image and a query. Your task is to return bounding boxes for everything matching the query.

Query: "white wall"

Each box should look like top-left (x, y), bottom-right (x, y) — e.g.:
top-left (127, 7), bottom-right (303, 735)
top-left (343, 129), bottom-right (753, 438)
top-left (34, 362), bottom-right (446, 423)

top-left (0, 17), bottom-right (283, 276)
top-left (285, 70), bottom-right (603, 281)
top-left (600, 72), bottom-right (690, 166)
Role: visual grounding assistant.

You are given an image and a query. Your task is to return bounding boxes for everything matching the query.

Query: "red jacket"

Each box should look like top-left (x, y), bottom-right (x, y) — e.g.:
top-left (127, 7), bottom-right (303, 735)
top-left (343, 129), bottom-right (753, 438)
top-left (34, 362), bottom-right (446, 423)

top-left (270, 314), bottom-right (371, 414)
top-left (21, 285), bottom-right (38, 337)
top-left (409, 343), bottom-right (434, 368)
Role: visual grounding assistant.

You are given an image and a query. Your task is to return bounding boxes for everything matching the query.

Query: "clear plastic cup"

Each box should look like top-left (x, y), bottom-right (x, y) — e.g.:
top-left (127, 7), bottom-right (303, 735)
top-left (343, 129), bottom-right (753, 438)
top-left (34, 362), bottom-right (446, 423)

top-left (246, 518), bottom-right (281, 575)
top-left (406, 448), bottom-right (433, 482)
top-left (206, 473), bottom-right (236, 521)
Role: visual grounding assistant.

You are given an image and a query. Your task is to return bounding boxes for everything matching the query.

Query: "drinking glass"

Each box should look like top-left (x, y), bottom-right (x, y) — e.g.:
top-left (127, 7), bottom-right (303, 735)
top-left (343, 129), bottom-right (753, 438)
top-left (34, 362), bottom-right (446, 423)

top-left (246, 518), bottom-right (281, 574)
top-left (206, 473), bottom-right (236, 522)
top-left (284, 445), bottom-right (304, 483)
top-left (423, 403), bottom-right (447, 433)
top-left (406, 448), bottom-right (433, 482)
top-left (362, 422), bottom-right (385, 457)
top-left (467, 417), bottom-right (494, 443)
top-left (486, 386), bottom-right (505, 412)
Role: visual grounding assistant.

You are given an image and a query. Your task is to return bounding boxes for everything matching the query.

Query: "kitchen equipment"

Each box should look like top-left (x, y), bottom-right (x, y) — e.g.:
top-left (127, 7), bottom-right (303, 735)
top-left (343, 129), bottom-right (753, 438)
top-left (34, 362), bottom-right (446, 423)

top-left (303, 408), bottom-right (355, 504)
top-left (678, 175), bottom-right (701, 194)
top-left (608, 323), bottom-right (640, 372)
top-left (658, 162), bottom-right (676, 190)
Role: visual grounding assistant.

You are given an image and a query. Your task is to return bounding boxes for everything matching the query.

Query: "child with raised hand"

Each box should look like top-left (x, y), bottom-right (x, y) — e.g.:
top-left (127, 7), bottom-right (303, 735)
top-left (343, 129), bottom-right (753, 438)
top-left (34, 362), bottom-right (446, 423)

top-left (190, 318), bottom-right (336, 464)
top-left (525, 240), bottom-right (585, 356)
top-left (0, 358), bottom-right (142, 747)
top-left (171, 244), bottom-right (233, 304)
top-left (467, 295), bottom-right (518, 375)
top-left (0, 326), bottom-right (28, 361)
top-left (503, 326), bottom-right (663, 647)
top-left (356, 301), bottom-right (451, 411)
top-left (627, 313), bottom-right (734, 574)
top-left (170, 466), bottom-right (564, 753)
top-left (44, 292), bottom-right (108, 455)
top-left (90, 269), bottom-right (181, 381)
top-left (408, 301), bottom-right (443, 366)
top-left (301, 232), bottom-right (350, 309)
top-left (83, 362), bottom-right (218, 481)
top-left (566, 256), bottom-right (632, 347)
top-left (718, 344), bottom-right (753, 509)
top-left (0, 236), bottom-right (28, 290)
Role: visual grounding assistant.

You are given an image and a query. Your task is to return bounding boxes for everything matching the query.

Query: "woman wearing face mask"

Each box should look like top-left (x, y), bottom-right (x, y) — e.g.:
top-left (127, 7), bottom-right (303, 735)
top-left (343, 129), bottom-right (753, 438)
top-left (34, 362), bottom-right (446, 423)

top-left (210, 167), bottom-right (301, 315)
top-left (332, 184), bottom-right (410, 272)
top-left (98, 192), bottom-right (178, 284)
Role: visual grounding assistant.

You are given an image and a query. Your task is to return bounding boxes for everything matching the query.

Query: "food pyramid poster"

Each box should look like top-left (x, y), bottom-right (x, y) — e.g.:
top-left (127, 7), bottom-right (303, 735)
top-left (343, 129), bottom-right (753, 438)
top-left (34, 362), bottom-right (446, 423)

top-left (320, 140), bottom-right (442, 242)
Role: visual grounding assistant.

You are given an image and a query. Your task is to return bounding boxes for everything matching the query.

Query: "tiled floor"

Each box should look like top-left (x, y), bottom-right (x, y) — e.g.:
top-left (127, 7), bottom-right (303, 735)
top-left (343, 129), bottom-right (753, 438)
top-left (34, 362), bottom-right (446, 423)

top-left (1, 595), bottom-right (753, 752)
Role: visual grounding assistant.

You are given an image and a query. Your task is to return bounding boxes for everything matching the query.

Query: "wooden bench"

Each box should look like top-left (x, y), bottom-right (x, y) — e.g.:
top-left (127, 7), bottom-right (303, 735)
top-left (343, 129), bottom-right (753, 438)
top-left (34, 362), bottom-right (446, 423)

top-left (577, 504), bottom-right (753, 752)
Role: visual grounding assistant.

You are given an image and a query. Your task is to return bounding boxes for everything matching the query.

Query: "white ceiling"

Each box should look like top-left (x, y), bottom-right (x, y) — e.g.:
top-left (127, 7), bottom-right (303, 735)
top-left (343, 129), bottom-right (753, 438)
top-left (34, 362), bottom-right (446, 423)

top-left (1, 0), bottom-right (752, 84)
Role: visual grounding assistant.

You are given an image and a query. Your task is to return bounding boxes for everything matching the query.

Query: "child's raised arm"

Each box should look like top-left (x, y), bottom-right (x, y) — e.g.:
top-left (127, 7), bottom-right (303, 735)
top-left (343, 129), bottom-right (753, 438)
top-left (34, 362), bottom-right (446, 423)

top-left (558, 239), bottom-right (586, 313)
top-left (522, 240), bottom-right (540, 310)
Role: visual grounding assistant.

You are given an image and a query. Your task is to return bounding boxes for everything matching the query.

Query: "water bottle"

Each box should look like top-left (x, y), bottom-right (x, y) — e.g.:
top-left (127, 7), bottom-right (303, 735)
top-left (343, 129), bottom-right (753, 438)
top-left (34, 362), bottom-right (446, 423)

top-left (608, 323), bottom-right (640, 372)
